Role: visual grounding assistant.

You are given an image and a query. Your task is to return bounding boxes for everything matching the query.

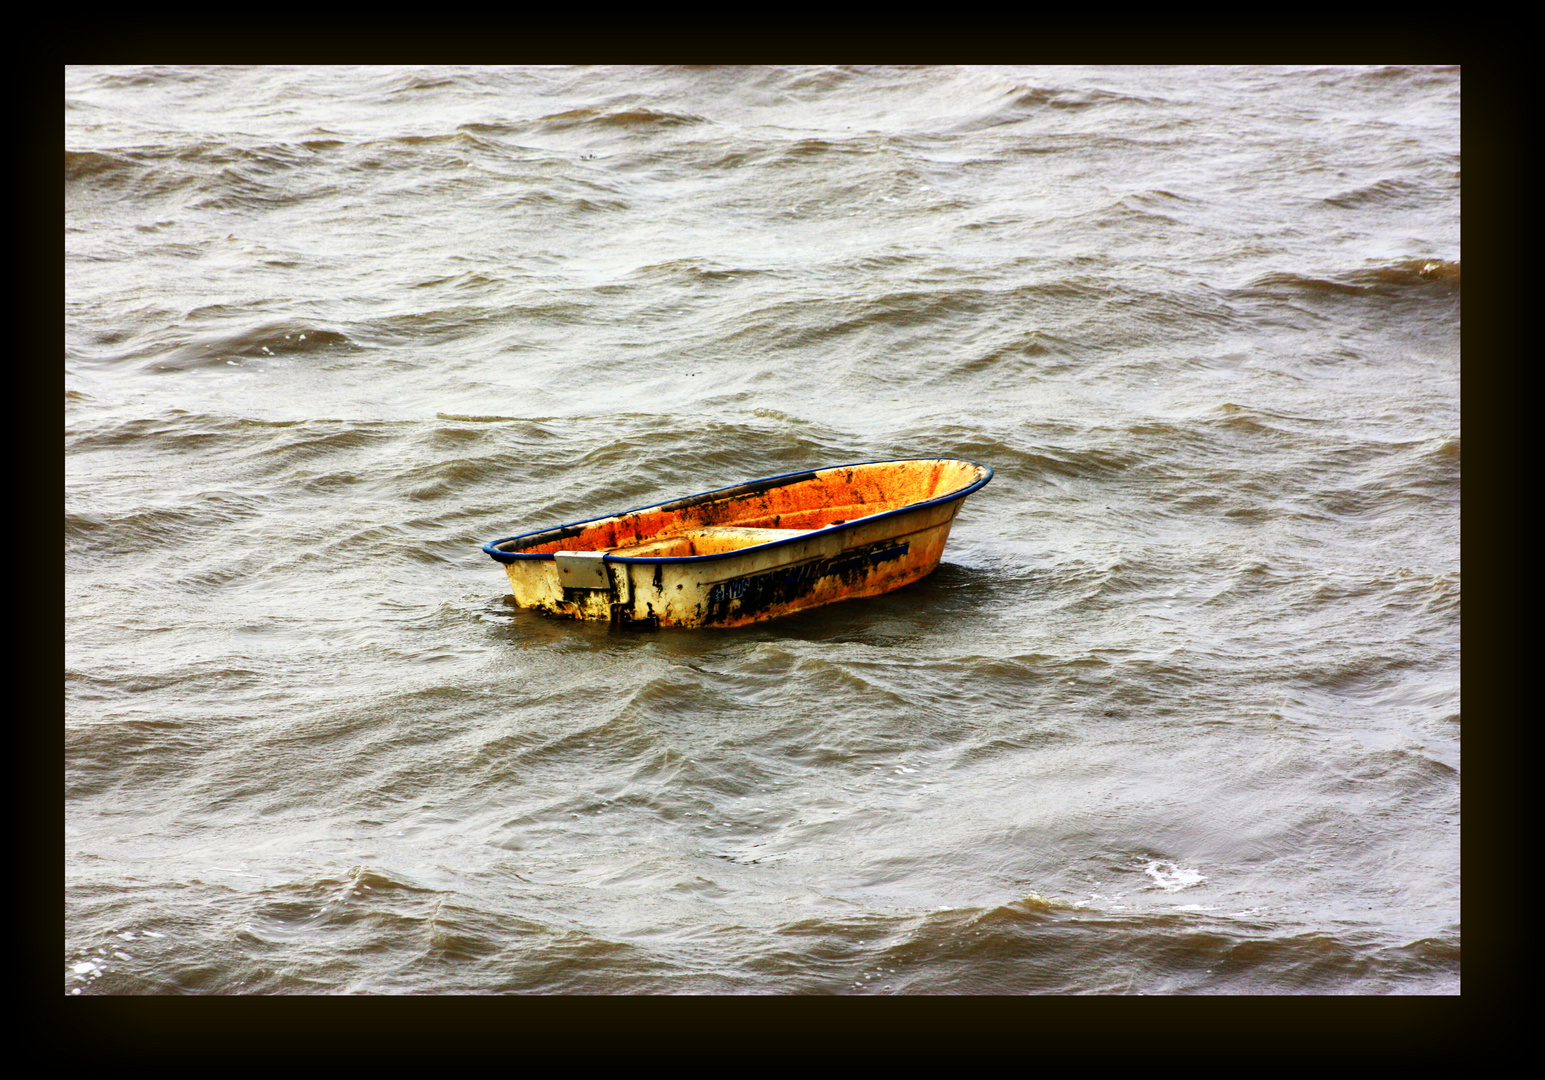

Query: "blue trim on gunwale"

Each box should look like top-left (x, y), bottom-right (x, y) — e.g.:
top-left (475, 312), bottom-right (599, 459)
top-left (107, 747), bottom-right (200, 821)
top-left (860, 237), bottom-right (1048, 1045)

top-left (480, 458), bottom-right (993, 566)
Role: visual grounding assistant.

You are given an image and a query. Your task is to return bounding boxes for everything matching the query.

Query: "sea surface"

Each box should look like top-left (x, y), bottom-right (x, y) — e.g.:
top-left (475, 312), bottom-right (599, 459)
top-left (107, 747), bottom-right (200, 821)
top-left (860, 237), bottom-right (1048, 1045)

top-left (64, 65), bottom-right (1461, 995)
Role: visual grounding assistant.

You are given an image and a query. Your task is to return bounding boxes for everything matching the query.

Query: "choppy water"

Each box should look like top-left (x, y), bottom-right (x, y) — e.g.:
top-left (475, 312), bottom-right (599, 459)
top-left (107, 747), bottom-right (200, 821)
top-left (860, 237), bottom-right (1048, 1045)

top-left (65, 65), bottom-right (1460, 994)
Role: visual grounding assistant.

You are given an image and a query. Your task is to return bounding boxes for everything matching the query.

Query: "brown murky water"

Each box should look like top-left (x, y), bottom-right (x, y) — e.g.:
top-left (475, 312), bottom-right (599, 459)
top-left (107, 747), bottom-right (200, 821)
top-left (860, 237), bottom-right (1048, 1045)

top-left (66, 65), bottom-right (1459, 994)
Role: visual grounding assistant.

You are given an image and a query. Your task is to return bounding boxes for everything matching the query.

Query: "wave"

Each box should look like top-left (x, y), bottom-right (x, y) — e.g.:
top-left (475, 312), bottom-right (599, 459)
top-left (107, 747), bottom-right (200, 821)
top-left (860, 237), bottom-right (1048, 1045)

top-left (1322, 177), bottom-right (1430, 209)
top-left (1243, 259), bottom-right (1460, 299)
top-left (1006, 84), bottom-right (1160, 111)
top-left (386, 72), bottom-right (464, 94)
top-left (763, 901), bottom-right (1458, 994)
top-left (75, 66), bottom-right (211, 91)
top-left (65, 149), bottom-right (133, 183)
top-left (535, 106), bottom-right (709, 135)
top-left (139, 322), bottom-right (355, 372)
top-left (65, 486), bottom-right (271, 558)
top-left (628, 259), bottom-right (781, 287)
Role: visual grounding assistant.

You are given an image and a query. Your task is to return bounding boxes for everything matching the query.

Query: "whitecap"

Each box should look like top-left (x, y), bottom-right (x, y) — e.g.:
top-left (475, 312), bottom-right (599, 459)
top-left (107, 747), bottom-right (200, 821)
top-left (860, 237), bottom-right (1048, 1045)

top-left (1143, 860), bottom-right (1205, 892)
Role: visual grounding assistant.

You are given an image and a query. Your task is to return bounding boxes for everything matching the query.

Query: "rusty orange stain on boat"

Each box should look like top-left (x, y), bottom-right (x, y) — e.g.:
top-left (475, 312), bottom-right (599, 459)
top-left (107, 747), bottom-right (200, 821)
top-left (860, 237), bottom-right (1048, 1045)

top-left (482, 458), bottom-right (992, 628)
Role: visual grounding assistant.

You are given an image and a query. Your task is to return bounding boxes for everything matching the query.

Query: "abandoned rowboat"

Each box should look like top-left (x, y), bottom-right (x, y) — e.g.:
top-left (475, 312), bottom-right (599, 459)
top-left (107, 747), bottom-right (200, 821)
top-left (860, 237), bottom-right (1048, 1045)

top-left (481, 457), bottom-right (992, 629)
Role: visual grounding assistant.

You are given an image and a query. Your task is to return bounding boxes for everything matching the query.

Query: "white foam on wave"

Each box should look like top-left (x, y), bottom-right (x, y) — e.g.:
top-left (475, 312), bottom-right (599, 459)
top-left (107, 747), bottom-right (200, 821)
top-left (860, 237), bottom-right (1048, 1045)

top-left (1143, 860), bottom-right (1205, 892)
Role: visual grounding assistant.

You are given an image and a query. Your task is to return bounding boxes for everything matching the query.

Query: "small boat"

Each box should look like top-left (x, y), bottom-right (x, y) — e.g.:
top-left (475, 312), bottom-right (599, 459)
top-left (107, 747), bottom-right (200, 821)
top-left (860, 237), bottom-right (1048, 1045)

top-left (482, 457), bottom-right (992, 629)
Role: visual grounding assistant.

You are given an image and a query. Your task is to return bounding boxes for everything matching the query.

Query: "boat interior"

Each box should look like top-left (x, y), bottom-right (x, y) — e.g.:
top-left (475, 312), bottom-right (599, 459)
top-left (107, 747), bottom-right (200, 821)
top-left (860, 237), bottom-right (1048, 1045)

top-left (493, 458), bottom-right (987, 560)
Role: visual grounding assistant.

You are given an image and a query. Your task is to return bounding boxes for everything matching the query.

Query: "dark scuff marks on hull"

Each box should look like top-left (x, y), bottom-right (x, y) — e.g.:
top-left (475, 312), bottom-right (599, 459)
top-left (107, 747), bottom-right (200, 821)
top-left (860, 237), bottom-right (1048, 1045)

top-left (703, 541), bottom-right (910, 625)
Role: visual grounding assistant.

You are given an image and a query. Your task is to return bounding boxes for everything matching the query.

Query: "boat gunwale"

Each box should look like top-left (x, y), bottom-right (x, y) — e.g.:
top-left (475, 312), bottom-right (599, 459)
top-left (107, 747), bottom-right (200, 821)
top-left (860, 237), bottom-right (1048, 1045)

top-left (481, 457), bottom-right (993, 566)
